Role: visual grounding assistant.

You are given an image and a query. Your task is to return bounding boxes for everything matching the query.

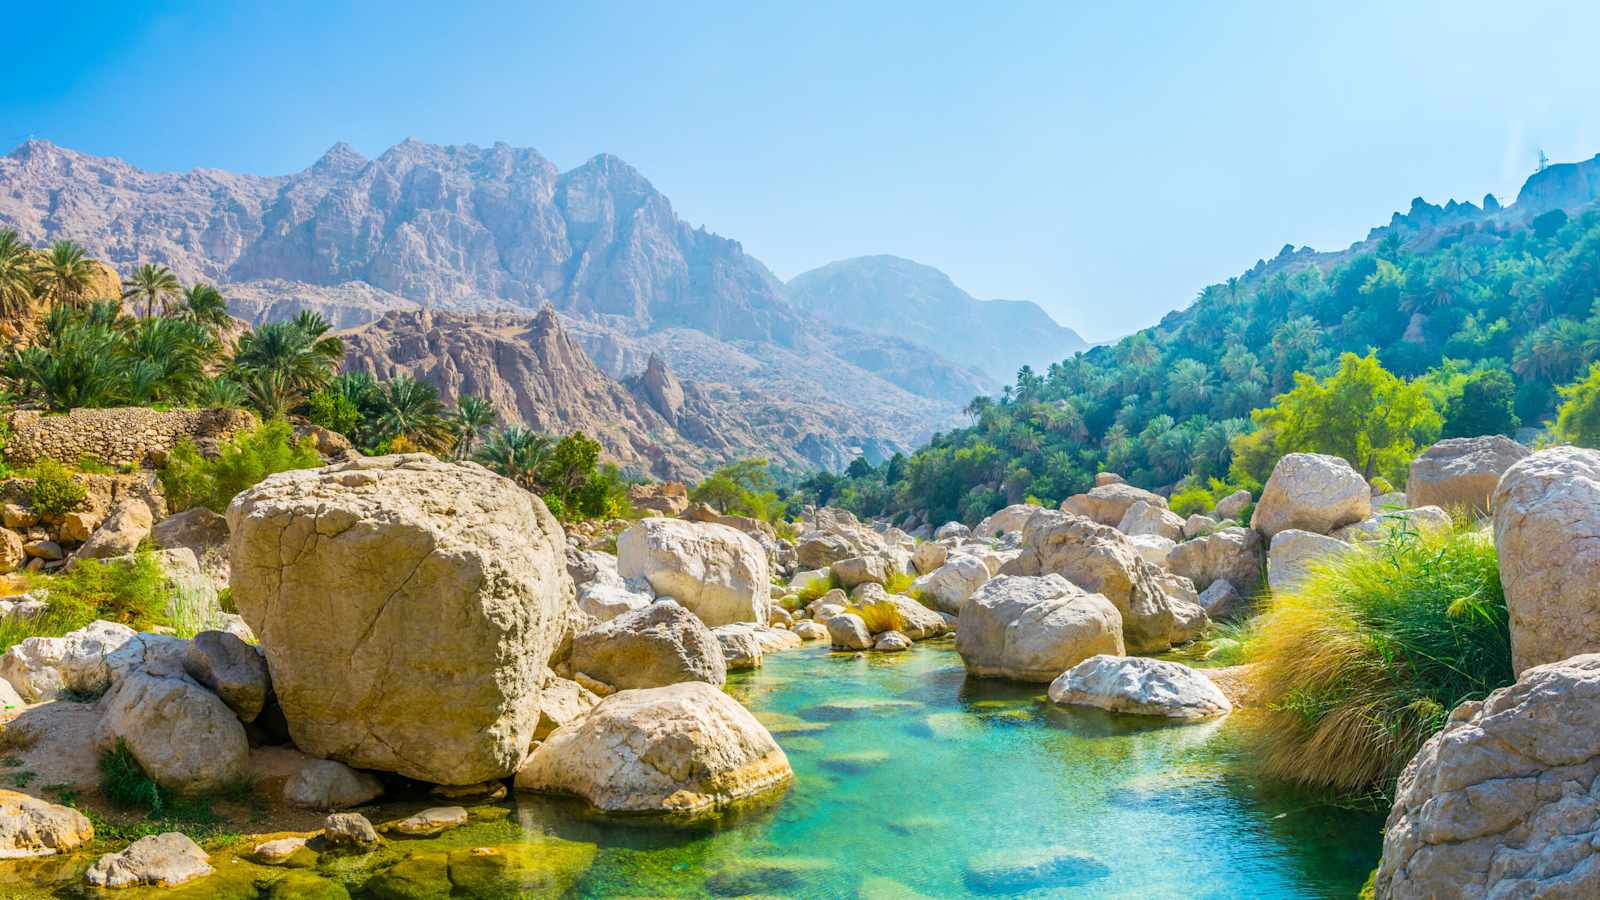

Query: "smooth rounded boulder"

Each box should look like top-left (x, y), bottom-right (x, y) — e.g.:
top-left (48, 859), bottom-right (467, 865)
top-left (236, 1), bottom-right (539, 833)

top-left (1266, 529), bottom-right (1354, 594)
top-left (93, 668), bottom-right (250, 794)
top-left (1166, 526), bottom-right (1264, 595)
top-left (910, 555), bottom-right (991, 614)
top-left (514, 682), bottom-right (793, 816)
top-left (1047, 655), bottom-right (1232, 718)
top-left (1250, 452), bottom-right (1370, 539)
top-left (1376, 654), bottom-right (1600, 898)
top-left (617, 518), bottom-right (770, 626)
top-left (570, 601), bottom-right (727, 690)
top-left (955, 574), bottom-right (1124, 682)
top-left (0, 790), bottom-right (93, 858)
top-left (227, 454), bottom-right (574, 785)
top-left (1117, 500), bottom-right (1184, 541)
top-left (1408, 435), bottom-right (1528, 515)
top-left (1061, 482), bottom-right (1166, 527)
top-left (1492, 446), bottom-right (1600, 673)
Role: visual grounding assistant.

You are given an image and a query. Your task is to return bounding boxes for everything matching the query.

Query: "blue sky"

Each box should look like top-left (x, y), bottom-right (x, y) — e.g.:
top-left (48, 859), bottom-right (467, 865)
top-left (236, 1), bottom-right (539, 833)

top-left (4, 1), bottom-right (1597, 341)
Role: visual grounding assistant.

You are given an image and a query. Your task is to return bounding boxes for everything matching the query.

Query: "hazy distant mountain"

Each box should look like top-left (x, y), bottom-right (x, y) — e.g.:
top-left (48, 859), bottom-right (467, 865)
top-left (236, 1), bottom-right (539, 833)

top-left (0, 138), bottom-right (1011, 471)
top-left (787, 255), bottom-right (1088, 383)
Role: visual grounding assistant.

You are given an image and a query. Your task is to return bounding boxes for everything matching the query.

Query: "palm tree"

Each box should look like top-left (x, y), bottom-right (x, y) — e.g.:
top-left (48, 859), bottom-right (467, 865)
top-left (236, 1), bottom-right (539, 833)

top-left (375, 375), bottom-right (453, 454)
top-left (122, 263), bottom-right (181, 318)
top-left (452, 395), bottom-right (497, 458)
top-left (231, 314), bottom-right (344, 407)
top-left (119, 315), bottom-right (214, 403)
top-left (31, 240), bottom-right (99, 309)
top-left (0, 230), bottom-right (36, 320)
top-left (475, 426), bottom-right (555, 489)
top-left (176, 283), bottom-right (231, 332)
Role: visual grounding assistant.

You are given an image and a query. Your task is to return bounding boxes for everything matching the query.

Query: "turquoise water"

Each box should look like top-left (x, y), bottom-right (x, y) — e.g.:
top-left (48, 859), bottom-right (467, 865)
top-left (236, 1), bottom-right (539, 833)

top-left (10, 640), bottom-right (1382, 897)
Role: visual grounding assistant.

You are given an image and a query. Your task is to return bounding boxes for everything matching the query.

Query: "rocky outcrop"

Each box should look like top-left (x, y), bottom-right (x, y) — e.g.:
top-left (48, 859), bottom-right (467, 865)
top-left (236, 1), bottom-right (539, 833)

top-left (3, 407), bottom-right (257, 468)
top-left (628, 482), bottom-right (689, 516)
top-left (515, 682), bottom-right (792, 815)
top-left (1061, 483), bottom-right (1167, 528)
top-left (1492, 446), bottom-right (1600, 673)
top-left (1166, 526), bottom-right (1264, 595)
top-left (150, 507), bottom-right (231, 593)
top-left (617, 518), bottom-right (769, 626)
top-left (1047, 655), bottom-right (1231, 718)
top-left (1376, 654), bottom-right (1600, 898)
top-left (1003, 510), bottom-right (1206, 653)
top-left (1407, 435), bottom-right (1529, 515)
top-left (0, 790), bottom-right (93, 859)
top-left (955, 574), bottom-right (1125, 682)
top-left (94, 668), bottom-right (250, 794)
top-left (570, 601), bottom-right (727, 690)
top-left (1250, 453), bottom-right (1370, 539)
top-left (227, 454), bottom-right (573, 785)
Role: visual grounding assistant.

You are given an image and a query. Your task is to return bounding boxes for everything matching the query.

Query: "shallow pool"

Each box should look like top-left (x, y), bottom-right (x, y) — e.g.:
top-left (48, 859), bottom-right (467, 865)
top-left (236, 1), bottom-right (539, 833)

top-left (14, 640), bottom-right (1382, 897)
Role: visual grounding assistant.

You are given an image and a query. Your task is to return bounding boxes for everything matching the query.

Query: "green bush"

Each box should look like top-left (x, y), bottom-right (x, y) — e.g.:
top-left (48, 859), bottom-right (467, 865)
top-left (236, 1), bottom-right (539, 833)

top-left (25, 459), bottom-right (87, 518)
top-left (47, 553), bottom-right (171, 631)
top-left (1168, 484), bottom-right (1214, 517)
top-left (160, 418), bottom-right (321, 513)
top-left (100, 740), bottom-right (163, 816)
top-left (1242, 525), bottom-right (1510, 802)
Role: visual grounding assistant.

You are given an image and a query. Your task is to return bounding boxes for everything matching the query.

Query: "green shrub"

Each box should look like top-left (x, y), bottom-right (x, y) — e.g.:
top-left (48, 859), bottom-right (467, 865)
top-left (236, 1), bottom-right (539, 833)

top-left (159, 418), bottom-right (321, 514)
top-left (1168, 484), bottom-right (1215, 517)
top-left (1242, 525), bottom-right (1510, 801)
top-left (793, 572), bottom-right (839, 604)
top-left (45, 553), bottom-right (171, 631)
top-left (100, 740), bottom-right (163, 816)
top-left (74, 455), bottom-right (115, 475)
top-left (883, 569), bottom-right (917, 595)
top-left (25, 459), bottom-right (87, 518)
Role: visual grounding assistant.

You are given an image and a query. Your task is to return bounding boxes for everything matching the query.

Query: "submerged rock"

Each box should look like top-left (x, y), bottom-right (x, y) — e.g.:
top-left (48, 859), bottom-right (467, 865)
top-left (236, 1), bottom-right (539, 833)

top-left (963, 846), bottom-right (1111, 894)
top-left (514, 682), bottom-right (792, 815)
top-left (1047, 655), bottom-right (1232, 718)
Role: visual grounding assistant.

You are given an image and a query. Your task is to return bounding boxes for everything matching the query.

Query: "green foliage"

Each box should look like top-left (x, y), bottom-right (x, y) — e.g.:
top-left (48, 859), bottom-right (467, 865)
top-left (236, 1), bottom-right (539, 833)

top-left (690, 459), bottom-right (785, 521)
top-left (3, 301), bottom-right (219, 410)
top-left (228, 312), bottom-right (342, 418)
top-left (25, 459), bottom-right (87, 517)
top-left (793, 571), bottom-right (840, 604)
top-left (1242, 525), bottom-right (1510, 800)
top-left (159, 419), bottom-right (321, 514)
top-left (474, 428), bottom-right (628, 521)
top-left (1168, 477), bottom-right (1251, 518)
top-left (306, 386), bottom-right (361, 436)
top-left (100, 740), bottom-right (163, 816)
top-left (1442, 368), bottom-right (1520, 439)
top-left (46, 553), bottom-right (172, 631)
top-left (1555, 362), bottom-right (1600, 448)
top-left (1240, 351), bottom-right (1439, 484)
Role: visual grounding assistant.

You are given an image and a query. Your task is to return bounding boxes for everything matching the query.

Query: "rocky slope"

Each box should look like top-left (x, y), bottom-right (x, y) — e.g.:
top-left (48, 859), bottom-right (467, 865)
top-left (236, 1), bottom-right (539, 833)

top-left (788, 255), bottom-right (1089, 382)
top-left (0, 138), bottom-right (1001, 470)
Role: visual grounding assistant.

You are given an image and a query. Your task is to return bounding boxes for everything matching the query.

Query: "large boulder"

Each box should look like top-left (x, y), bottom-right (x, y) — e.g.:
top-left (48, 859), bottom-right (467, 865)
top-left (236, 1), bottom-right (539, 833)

top-left (74, 498), bottom-right (154, 561)
top-left (94, 668), bottom-right (250, 794)
top-left (711, 623), bottom-right (764, 670)
top-left (955, 574), bottom-right (1124, 682)
top-left (1332, 505), bottom-right (1451, 543)
top-left (1250, 452), bottom-right (1370, 539)
top-left (1213, 489), bottom-right (1252, 522)
top-left (910, 554), bottom-right (992, 614)
top-left (1047, 655), bottom-right (1232, 718)
top-left (830, 555), bottom-right (887, 589)
top-left (1376, 654), bottom-right (1600, 899)
top-left (514, 682), bottom-right (793, 815)
top-left (1002, 510), bottom-right (1206, 653)
top-left (1166, 526), bottom-right (1264, 595)
top-left (849, 584), bottom-right (950, 640)
top-left (617, 518), bottom-right (770, 626)
top-left (227, 454), bottom-right (574, 785)
top-left (1408, 435), bottom-right (1529, 516)
top-left (85, 832), bottom-right (212, 889)
top-left (1125, 533), bottom-right (1175, 567)
top-left (0, 790), bottom-right (93, 858)
top-left (974, 504), bottom-right (1042, 540)
top-left (0, 529), bottom-right (24, 575)
top-left (576, 582), bottom-right (654, 623)
top-left (1117, 500), bottom-right (1185, 541)
top-left (826, 613), bottom-right (873, 650)
top-left (910, 541), bottom-right (948, 575)
top-left (1267, 529), bottom-right (1354, 594)
top-left (795, 531), bottom-right (855, 569)
top-left (0, 619), bottom-right (137, 702)
top-left (282, 759), bottom-right (385, 810)
top-left (1492, 446), bottom-right (1600, 673)
top-left (1061, 483), bottom-right (1166, 527)
top-left (182, 629), bottom-right (269, 722)
top-left (571, 601), bottom-right (727, 690)
top-left (150, 507), bottom-right (231, 593)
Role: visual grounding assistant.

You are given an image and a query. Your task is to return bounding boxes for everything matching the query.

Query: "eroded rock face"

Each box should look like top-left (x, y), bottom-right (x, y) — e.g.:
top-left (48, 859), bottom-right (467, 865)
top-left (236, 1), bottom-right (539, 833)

top-left (514, 682), bottom-right (793, 815)
top-left (1047, 655), bottom-right (1231, 718)
top-left (1061, 483), bottom-right (1166, 527)
top-left (1003, 511), bottom-right (1206, 653)
top-left (617, 518), bottom-right (769, 626)
top-left (571, 601), bottom-right (727, 690)
top-left (1376, 654), bottom-right (1600, 899)
top-left (1250, 453), bottom-right (1370, 539)
top-left (227, 454), bottom-right (573, 785)
top-left (1166, 527), bottom-right (1264, 595)
top-left (1492, 446), bottom-right (1600, 673)
top-left (956, 574), bottom-right (1124, 682)
top-left (0, 790), bottom-right (93, 859)
top-left (94, 668), bottom-right (250, 794)
top-left (1408, 435), bottom-right (1529, 516)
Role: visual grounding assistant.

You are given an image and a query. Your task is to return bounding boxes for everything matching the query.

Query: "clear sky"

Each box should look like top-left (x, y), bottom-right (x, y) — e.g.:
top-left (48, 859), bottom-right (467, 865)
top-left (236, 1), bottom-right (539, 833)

top-left (4, 1), bottom-right (1597, 341)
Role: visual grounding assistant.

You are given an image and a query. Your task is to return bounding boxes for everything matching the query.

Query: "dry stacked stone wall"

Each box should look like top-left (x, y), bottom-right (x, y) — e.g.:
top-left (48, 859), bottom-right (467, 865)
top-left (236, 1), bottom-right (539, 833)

top-left (5, 408), bottom-right (258, 468)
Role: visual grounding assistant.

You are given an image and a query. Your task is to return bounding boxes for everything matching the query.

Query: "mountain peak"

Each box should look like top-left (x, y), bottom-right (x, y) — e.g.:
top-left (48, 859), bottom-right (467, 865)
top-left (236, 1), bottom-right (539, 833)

top-left (309, 141), bottom-right (368, 178)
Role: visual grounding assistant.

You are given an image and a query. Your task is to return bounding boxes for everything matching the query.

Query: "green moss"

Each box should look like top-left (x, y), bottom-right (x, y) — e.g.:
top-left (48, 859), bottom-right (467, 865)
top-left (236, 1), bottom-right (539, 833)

top-left (445, 840), bottom-right (598, 897)
top-left (362, 852), bottom-right (453, 900)
top-left (705, 856), bottom-right (834, 896)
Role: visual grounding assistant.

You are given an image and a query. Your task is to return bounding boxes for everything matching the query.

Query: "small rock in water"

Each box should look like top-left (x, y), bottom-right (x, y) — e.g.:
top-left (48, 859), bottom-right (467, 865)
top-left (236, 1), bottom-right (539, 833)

top-left (821, 749), bottom-right (891, 773)
top-left (252, 835), bottom-right (309, 865)
top-left (962, 846), bottom-right (1110, 895)
top-left (873, 630), bottom-right (912, 652)
top-left (705, 857), bottom-right (834, 896)
top-left (85, 832), bottom-right (213, 888)
top-left (389, 806), bottom-right (469, 836)
top-left (322, 812), bottom-right (379, 848)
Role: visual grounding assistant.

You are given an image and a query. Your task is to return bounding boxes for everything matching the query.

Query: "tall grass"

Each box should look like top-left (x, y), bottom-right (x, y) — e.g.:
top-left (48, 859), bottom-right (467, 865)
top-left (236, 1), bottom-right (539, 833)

top-left (0, 554), bottom-right (176, 653)
top-left (1241, 524), bottom-right (1510, 801)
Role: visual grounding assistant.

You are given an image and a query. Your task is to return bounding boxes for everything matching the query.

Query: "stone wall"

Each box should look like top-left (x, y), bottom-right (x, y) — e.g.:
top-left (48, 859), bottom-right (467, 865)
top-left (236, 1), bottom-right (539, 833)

top-left (5, 408), bottom-right (259, 468)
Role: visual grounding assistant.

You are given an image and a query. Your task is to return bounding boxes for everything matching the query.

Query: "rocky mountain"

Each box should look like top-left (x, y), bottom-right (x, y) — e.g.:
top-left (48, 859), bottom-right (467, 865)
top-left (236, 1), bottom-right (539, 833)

top-left (0, 138), bottom-right (1026, 471)
top-left (787, 255), bottom-right (1088, 382)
